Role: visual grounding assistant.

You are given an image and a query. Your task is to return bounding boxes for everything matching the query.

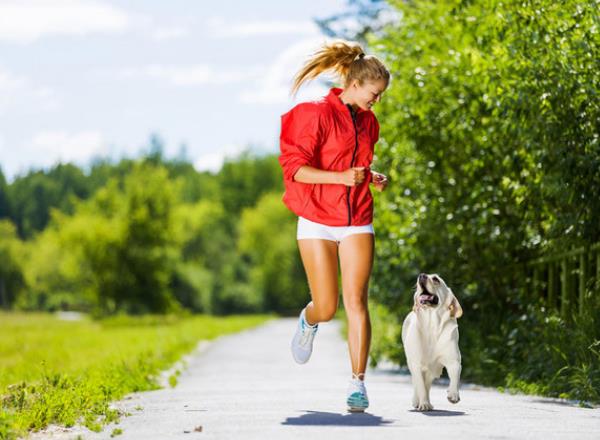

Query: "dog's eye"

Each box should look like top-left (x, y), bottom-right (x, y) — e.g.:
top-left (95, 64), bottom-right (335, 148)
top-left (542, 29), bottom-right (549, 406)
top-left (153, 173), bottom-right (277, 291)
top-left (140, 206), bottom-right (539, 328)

top-left (432, 276), bottom-right (440, 283)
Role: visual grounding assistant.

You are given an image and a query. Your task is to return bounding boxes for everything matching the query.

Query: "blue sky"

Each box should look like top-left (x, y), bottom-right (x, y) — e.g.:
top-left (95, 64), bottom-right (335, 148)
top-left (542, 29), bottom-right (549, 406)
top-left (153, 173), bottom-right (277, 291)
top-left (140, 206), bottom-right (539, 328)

top-left (0, 0), bottom-right (353, 181)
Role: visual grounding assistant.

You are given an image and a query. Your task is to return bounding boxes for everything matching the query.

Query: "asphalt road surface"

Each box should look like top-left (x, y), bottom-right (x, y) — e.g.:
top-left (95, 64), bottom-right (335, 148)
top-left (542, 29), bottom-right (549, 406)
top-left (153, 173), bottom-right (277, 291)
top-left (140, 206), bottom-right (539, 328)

top-left (30, 317), bottom-right (600, 440)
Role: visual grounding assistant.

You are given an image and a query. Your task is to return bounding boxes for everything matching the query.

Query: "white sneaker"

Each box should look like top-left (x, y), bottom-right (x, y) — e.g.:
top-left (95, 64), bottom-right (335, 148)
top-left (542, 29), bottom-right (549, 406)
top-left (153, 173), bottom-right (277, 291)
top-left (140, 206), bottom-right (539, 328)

top-left (347, 377), bottom-right (369, 412)
top-left (291, 307), bottom-right (319, 364)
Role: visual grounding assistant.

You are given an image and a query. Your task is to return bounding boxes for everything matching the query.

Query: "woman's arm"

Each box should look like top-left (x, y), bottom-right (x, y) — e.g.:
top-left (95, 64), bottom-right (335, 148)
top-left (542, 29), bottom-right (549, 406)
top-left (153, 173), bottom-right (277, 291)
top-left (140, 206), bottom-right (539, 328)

top-left (294, 165), bottom-right (367, 186)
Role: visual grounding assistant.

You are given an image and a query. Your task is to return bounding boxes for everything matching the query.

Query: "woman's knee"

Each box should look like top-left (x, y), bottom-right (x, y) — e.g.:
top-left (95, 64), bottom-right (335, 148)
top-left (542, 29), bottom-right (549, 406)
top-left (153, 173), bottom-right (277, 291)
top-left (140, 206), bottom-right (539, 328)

top-left (311, 300), bottom-right (338, 322)
top-left (343, 292), bottom-right (369, 314)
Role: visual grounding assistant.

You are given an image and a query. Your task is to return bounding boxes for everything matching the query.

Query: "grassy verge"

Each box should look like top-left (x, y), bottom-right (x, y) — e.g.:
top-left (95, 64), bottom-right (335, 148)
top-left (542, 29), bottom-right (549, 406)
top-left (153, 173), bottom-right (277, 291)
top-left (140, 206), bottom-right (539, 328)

top-left (0, 311), bottom-right (274, 439)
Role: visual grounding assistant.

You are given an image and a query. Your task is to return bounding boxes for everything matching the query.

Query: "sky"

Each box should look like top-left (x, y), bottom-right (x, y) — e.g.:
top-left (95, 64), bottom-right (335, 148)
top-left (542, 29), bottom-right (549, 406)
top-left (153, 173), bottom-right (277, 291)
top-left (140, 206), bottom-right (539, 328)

top-left (0, 0), bottom-right (354, 181)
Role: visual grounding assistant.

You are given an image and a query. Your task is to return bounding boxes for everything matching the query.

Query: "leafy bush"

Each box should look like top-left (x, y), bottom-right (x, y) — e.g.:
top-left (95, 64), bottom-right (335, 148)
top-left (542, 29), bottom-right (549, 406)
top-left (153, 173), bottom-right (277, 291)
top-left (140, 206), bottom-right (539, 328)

top-left (366, 0), bottom-right (600, 403)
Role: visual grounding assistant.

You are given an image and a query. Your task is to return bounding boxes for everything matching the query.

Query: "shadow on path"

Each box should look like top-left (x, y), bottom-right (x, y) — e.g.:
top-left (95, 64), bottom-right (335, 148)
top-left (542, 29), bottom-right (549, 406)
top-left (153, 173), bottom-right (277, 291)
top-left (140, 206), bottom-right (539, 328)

top-left (282, 410), bottom-right (395, 427)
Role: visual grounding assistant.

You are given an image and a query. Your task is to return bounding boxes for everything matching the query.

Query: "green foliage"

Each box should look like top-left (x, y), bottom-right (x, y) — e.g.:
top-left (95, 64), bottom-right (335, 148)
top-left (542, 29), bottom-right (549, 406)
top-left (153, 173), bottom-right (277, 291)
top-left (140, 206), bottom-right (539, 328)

top-left (217, 150), bottom-right (283, 222)
top-left (16, 163), bottom-right (180, 315)
top-left (106, 163), bottom-right (179, 314)
top-left (366, 302), bottom-right (407, 368)
top-left (0, 168), bottom-right (9, 218)
top-left (0, 135), bottom-right (223, 241)
top-left (0, 221), bottom-right (25, 308)
top-left (171, 200), bottom-right (231, 313)
top-left (238, 193), bottom-right (309, 314)
top-left (2, 144), bottom-right (288, 317)
top-left (5, 163), bottom-right (91, 238)
top-left (364, 0), bottom-right (600, 403)
top-left (0, 312), bottom-right (272, 440)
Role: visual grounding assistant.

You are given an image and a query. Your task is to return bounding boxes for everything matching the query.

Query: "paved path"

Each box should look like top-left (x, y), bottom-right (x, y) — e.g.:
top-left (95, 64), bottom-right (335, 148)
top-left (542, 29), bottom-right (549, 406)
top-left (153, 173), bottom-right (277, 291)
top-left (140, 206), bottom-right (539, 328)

top-left (34, 318), bottom-right (600, 439)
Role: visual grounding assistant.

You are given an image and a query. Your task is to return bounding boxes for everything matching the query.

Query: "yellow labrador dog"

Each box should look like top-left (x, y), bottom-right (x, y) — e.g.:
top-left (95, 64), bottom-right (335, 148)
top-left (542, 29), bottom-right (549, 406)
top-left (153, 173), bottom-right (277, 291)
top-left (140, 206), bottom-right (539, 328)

top-left (401, 273), bottom-right (463, 411)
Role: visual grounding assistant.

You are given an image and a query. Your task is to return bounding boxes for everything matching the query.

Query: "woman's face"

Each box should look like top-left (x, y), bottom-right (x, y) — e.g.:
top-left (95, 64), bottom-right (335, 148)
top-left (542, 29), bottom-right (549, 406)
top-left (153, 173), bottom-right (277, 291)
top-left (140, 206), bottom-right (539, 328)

top-left (351, 78), bottom-right (387, 111)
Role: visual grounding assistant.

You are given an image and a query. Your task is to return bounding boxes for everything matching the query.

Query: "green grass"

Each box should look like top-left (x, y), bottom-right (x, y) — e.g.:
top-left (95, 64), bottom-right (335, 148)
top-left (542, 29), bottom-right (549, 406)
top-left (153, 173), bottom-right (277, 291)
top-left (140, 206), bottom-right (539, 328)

top-left (0, 311), bottom-right (274, 440)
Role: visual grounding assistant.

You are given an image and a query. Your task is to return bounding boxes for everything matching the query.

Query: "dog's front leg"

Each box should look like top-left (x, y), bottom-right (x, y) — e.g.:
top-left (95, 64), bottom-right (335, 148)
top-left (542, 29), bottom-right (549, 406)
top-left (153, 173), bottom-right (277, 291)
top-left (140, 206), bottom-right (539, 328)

top-left (445, 361), bottom-right (461, 404)
top-left (408, 363), bottom-right (433, 411)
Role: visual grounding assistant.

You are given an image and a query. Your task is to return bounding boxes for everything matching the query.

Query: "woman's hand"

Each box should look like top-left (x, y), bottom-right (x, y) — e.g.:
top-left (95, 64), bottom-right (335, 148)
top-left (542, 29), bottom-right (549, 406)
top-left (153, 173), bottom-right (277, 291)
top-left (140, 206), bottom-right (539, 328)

top-left (339, 167), bottom-right (367, 186)
top-left (370, 170), bottom-right (388, 192)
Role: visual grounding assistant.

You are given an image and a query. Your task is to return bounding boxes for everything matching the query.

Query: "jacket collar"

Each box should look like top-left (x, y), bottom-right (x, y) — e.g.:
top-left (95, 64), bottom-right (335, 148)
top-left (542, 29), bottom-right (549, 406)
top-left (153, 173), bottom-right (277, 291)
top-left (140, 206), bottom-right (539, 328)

top-left (326, 87), bottom-right (370, 117)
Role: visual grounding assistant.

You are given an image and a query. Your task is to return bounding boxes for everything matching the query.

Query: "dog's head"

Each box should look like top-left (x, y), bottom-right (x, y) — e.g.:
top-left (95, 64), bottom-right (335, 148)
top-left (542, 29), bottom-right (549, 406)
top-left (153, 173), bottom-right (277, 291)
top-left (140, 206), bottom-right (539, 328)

top-left (413, 273), bottom-right (463, 318)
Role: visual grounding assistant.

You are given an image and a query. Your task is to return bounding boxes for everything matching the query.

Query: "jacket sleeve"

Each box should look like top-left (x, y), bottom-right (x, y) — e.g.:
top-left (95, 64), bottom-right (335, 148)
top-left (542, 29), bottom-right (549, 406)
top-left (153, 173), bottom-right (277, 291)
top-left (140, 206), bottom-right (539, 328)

top-left (279, 103), bottom-right (323, 182)
top-left (371, 115), bottom-right (380, 145)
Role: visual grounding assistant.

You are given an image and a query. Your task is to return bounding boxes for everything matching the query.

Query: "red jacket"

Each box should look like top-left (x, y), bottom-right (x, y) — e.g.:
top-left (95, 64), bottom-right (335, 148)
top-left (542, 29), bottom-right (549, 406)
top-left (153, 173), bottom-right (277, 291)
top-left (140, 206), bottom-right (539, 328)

top-left (278, 87), bottom-right (380, 226)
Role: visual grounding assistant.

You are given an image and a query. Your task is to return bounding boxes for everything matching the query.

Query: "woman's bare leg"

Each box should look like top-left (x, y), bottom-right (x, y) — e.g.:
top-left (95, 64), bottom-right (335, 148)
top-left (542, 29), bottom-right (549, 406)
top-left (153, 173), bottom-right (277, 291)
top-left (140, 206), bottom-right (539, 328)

top-left (297, 239), bottom-right (340, 325)
top-left (338, 233), bottom-right (374, 380)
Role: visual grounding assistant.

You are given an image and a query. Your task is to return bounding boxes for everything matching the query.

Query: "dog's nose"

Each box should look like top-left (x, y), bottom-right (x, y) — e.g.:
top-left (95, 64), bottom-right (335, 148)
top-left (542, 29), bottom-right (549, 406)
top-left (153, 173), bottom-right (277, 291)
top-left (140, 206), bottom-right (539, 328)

top-left (418, 273), bottom-right (427, 283)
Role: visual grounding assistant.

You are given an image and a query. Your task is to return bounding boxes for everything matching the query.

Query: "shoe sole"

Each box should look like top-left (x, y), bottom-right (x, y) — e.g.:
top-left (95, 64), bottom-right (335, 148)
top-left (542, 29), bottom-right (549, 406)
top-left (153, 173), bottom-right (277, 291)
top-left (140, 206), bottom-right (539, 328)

top-left (347, 395), bottom-right (369, 412)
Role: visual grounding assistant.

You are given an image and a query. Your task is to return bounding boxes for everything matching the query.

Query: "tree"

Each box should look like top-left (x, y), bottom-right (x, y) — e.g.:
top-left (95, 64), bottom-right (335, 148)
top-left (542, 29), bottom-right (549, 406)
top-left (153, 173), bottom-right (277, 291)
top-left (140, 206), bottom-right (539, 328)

top-left (7, 163), bottom-right (90, 238)
top-left (217, 149), bottom-right (283, 223)
top-left (238, 192), bottom-right (308, 314)
top-left (21, 162), bottom-right (181, 315)
top-left (0, 220), bottom-right (25, 308)
top-left (0, 167), bottom-right (9, 219)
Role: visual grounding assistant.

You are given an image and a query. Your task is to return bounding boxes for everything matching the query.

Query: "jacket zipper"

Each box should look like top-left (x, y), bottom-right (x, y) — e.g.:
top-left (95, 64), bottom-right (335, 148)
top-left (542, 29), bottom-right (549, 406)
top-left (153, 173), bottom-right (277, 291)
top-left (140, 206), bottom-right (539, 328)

top-left (346, 104), bottom-right (359, 226)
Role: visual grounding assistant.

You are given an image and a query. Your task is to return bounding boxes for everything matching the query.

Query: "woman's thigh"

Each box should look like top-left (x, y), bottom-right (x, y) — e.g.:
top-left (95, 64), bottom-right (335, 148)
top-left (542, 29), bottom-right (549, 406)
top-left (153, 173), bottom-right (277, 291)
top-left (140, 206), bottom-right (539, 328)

top-left (297, 238), bottom-right (340, 314)
top-left (338, 233), bottom-right (374, 309)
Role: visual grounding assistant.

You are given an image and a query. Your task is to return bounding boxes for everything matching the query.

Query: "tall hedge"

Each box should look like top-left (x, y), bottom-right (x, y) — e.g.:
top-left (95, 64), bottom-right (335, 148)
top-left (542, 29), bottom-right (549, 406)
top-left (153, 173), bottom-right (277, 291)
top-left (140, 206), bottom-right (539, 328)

top-left (368, 0), bottom-right (600, 403)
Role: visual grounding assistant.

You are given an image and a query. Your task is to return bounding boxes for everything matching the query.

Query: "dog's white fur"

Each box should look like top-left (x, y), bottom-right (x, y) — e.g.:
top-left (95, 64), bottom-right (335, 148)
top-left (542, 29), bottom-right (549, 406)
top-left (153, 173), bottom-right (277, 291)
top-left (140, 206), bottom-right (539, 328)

top-left (401, 273), bottom-right (463, 411)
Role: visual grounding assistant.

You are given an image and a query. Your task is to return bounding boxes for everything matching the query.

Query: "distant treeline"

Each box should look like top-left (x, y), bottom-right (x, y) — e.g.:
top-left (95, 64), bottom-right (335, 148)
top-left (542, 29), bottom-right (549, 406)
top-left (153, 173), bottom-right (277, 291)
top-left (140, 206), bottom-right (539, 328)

top-left (0, 143), bottom-right (309, 316)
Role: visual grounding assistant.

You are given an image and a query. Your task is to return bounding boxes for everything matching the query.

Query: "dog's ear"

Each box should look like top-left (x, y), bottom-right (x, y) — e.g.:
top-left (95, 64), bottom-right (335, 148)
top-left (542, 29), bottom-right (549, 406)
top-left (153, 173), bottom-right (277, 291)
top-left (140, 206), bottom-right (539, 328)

top-left (448, 290), bottom-right (463, 319)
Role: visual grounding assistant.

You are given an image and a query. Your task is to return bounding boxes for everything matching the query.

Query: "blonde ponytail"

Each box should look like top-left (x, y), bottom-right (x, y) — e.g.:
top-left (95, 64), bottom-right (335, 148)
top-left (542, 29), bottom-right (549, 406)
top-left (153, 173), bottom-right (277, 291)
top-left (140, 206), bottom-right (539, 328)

top-left (291, 39), bottom-right (390, 96)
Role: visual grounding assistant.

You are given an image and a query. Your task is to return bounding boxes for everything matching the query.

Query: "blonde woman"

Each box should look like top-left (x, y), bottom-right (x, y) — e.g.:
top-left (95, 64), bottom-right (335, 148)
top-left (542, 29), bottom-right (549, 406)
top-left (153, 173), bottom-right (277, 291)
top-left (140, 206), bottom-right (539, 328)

top-left (278, 40), bottom-right (390, 412)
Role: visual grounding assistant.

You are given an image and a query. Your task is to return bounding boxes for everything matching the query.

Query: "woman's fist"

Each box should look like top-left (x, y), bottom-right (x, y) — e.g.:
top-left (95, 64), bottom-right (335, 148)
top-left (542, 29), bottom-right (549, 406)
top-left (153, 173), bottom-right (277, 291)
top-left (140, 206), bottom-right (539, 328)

top-left (371, 171), bottom-right (388, 192)
top-left (339, 167), bottom-right (366, 186)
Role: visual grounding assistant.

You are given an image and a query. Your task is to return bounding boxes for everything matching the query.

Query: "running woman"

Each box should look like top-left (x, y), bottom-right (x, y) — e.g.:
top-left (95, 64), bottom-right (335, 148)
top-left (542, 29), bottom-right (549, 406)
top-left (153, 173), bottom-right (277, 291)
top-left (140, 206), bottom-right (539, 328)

top-left (278, 40), bottom-right (390, 412)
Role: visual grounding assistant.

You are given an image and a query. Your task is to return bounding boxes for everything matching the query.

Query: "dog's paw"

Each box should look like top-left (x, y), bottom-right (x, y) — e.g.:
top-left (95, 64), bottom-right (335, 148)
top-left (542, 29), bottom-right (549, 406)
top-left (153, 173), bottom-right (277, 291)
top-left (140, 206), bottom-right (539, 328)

top-left (447, 390), bottom-right (460, 404)
top-left (416, 401), bottom-right (433, 411)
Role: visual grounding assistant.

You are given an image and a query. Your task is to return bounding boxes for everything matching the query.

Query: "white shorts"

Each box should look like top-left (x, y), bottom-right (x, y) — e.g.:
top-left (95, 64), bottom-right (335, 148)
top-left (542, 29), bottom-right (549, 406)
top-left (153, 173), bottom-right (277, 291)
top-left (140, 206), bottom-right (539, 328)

top-left (296, 216), bottom-right (374, 244)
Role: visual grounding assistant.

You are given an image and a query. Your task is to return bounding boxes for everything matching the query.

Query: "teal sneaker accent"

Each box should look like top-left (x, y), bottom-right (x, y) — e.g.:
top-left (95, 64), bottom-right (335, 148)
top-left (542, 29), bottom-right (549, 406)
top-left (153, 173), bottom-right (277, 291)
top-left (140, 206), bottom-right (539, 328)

top-left (347, 392), bottom-right (369, 412)
top-left (346, 378), bottom-right (369, 412)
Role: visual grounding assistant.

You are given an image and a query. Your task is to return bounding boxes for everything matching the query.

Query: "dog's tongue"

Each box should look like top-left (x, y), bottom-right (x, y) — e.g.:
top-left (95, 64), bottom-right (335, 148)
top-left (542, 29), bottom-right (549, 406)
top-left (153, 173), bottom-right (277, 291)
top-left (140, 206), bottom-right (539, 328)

top-left (419, 293), bottom-right (436, 304)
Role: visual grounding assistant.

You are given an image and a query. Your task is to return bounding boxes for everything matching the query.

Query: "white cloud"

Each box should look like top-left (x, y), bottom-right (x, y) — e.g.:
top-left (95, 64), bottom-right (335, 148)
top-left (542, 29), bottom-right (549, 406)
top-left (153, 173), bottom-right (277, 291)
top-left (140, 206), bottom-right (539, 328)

top-left (1, 130), bottom-right (108, 180)
top-left (152, 26), bottom-right (190, 42)
top-left (0, 67), bottom-right (60, 115)
top-left (207, 17), bottom-right (320, 38)
top-left (113, 64), bottom-right (260, 87)
top-left (0, 0), bottom-right (130, 44)
top-left (28, 130), bottom-right (108, 164)
top-left (193, 144), bottom-right (246, 173)
top-left (0, 68), bottom-right (26, 91)
top-left (240, 37), bottom-right (337, 105)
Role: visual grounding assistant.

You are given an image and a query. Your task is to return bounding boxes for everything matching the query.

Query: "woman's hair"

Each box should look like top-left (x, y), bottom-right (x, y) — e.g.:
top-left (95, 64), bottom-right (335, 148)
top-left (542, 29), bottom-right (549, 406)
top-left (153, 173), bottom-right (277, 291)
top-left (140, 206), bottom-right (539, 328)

top-left (291, 39), bottom-right (390, 96)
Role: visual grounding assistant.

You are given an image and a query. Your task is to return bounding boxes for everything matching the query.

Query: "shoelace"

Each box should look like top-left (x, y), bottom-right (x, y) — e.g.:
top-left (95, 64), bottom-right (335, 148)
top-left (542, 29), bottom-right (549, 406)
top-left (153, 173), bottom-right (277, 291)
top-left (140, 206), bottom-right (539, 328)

top-left (349, 374), bottom-right (367, 396)
top-left (299, 320), bottom-right (318, 347)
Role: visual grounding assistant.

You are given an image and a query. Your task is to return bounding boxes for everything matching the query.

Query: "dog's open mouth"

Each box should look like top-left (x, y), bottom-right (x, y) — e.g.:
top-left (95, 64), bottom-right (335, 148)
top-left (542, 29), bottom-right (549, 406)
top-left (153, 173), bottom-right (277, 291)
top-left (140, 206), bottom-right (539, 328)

top-left (419, 292), bottom-right (439, 306)
top-left (418, 278), bottom-right (439, 306)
